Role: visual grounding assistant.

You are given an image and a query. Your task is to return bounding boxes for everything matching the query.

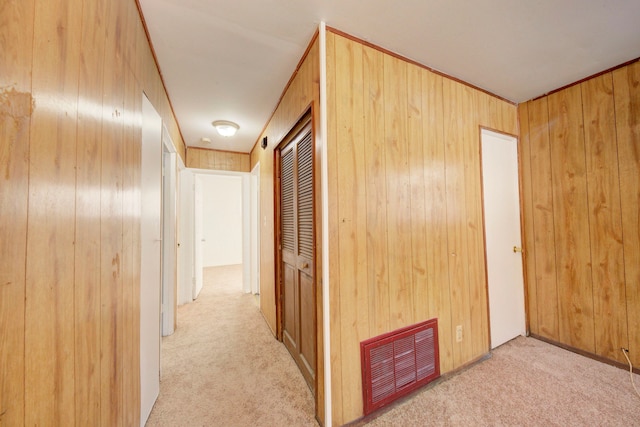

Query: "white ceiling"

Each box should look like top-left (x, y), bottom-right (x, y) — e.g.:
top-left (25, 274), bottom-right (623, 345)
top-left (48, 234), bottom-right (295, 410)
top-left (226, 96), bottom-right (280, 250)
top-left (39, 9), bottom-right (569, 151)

top-left (139, 0), bottom-right (640, 153)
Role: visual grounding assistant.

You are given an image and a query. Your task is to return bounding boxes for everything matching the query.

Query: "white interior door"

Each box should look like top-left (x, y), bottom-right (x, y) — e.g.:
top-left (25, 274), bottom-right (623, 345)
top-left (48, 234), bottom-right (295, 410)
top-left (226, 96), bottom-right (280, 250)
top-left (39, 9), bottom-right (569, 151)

top-left (140, 95), bottom-right (162, 426)
top-left (481, 129), bottom-right (526, 349)
top-left (194, 175), bottom-right (204, 299)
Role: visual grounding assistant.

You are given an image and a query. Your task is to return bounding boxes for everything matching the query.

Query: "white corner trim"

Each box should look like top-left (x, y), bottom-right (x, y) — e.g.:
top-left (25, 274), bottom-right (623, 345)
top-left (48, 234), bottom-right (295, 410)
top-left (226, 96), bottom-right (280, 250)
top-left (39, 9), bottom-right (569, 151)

top-left (319, 21), bottom-right (332, 427)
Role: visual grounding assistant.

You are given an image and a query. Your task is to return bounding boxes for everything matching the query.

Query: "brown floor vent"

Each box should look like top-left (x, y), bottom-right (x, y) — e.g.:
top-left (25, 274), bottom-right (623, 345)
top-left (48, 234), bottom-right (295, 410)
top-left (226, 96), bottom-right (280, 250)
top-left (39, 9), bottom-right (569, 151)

top-left (361, 318), bottom-right (440, 415)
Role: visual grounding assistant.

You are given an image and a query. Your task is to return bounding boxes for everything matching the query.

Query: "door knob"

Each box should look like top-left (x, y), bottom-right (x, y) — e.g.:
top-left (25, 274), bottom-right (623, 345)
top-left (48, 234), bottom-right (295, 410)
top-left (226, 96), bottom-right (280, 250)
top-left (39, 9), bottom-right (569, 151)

top-left (513, 246), bottom-right (523, 253)
top-left (301, 262), bottom-right (309, 269)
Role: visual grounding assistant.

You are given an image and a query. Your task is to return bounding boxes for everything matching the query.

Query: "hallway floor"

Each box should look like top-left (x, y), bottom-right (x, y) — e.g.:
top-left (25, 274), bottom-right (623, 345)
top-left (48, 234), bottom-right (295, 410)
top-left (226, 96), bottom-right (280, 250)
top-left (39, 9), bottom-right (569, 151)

top-left (146, 265), bottom-right (318, 426)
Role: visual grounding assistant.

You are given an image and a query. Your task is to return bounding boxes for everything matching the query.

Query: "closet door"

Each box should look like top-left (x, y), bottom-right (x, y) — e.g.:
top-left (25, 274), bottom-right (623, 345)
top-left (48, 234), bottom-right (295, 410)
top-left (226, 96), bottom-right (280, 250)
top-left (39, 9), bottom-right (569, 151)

top-left (280, 121), bottom-right (315, 391)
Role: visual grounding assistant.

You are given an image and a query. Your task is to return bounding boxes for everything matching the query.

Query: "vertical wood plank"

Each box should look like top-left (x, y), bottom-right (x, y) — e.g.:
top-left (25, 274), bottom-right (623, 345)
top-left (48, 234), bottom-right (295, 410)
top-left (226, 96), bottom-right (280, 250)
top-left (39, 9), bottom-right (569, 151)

top-left (384, 54), bottom-right (414, 330)
top-left (306, 42), bottom-right (325, 426)
top-left (335, 35), bottom-right (368, 423)
top-left (74, 0), bottom-right (107, 422)
top-left (581, 74), bottom-right (627, 362)
top-left (122, 68), bottom-right (136, 427)
top-left (548, 85), bottom-right (595, 352)
top-left (518, 102), bottom-right (539, 335)
top-left (464, 87), bottom-right (488, 357)
top-left (422, 70), bottom-right (453, 373)
top-left (0, 1), bottom-right (34, 423)
top-left (325, 32), bottom-right (344, 426)
top-left (362, 45), bottom-right (389, 338)
top-left (186, 147), bottom-right (197, 168)
top-left (407, 63), bottom-right (429, 324)
top-left (201, 149), bottom-right (214, 169)
top-left (122, 2), bottom-right (140, 423)
top-left (442, 79), bottom-right (473, 368)
top-left (100, 0), bottom-right (126, 423)
top-left (527, 98), bottom-right (559, 340)
top-left (131, 80), bottom-right (143, 426)
top-left (25, 0), bottom-right (82, 423)
top-left (613, 61), bottom-right (640, 366)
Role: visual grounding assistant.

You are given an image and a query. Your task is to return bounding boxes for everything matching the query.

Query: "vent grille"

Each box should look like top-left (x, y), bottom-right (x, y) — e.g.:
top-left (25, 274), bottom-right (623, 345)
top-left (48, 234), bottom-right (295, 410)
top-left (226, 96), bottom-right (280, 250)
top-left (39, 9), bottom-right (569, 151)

top-left (361, 318), bottom-right (439, 415)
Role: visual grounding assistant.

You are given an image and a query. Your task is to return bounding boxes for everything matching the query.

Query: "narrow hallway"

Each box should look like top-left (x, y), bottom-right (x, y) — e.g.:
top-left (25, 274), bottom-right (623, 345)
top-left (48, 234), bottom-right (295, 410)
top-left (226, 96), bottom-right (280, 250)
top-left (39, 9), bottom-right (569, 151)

top-left (146, 265), bottom-right (318, 426)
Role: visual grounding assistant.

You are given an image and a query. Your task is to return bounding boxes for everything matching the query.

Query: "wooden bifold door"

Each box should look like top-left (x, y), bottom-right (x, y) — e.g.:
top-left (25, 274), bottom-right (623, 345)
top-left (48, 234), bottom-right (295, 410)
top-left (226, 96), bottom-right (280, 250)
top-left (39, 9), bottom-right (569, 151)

top-left (277, 119), bottom-right (316, 392)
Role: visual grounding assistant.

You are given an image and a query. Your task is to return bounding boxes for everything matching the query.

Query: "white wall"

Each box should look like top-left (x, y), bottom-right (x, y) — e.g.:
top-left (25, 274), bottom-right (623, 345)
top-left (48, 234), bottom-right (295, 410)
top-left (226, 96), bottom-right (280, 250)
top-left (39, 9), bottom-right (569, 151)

top-left (201, 174), bottom-right (243, 267)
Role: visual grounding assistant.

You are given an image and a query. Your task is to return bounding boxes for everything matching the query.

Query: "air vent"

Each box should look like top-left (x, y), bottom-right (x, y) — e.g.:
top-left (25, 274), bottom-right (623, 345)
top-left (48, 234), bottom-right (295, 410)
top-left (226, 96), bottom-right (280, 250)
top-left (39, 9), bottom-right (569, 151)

top-left (361, 318), bottom-right (440, 415)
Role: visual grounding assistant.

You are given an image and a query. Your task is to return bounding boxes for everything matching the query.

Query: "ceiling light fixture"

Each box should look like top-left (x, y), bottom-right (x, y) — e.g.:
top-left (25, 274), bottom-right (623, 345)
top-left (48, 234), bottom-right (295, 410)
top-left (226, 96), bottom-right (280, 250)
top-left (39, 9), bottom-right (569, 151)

top-left (212, 120), bottom-right (239, 137)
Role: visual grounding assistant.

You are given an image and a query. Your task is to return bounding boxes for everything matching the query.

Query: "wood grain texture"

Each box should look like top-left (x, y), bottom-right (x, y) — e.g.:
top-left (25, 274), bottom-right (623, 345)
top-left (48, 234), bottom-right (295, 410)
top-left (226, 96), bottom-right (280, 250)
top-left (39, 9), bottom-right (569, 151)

top-left (186, 146), bottom-right (201, 168)
top-left (520, 61), bottom-right (640, 371)
top-left (2, 0), bottom-right (185, 423)
top-left (384, 54), bottom-right (414, 330)
top-left (407, 63), bottom-right (428, 326)
top-left (527, 98), bottom-right (559, 340)
top-left (548, 85), bottom-right (595, 352)
top-left (0, 1), bottom-right (34, 423)
top-left (25, 0), bottom-right (82, 423)
top-left (464, 87), bottom-right (489, 358)
top-left (612, 61), bottom-right (640, 367)
top-left (323, 31), bottom-right (517, 424)
top-left (122, 67), bottom-right (137, 427)
top-left (421, 70), bottom-right (453, 373)
top-left (188, 147), bottom-right (250, 172)
top-left (442, 78), bottom-right (473, 368)
top-left (517, 102), bottom-right (538, 335)
top-left (362, 44), bottom-right (390, 338)
top-left (334, 35), bottom-right (368, 422)
top-left (581, 74), bottom-right (627, 362)
top-left (74, 0), bottom-right (107, 422)
top-left (325, 31), bottom-right (344, 426)
top-left (131, 78), bottom-right (143, 426)
top-left (122, 3), bottom-right (141, 424)
top-left (100, 1), bottom-right (126, 423)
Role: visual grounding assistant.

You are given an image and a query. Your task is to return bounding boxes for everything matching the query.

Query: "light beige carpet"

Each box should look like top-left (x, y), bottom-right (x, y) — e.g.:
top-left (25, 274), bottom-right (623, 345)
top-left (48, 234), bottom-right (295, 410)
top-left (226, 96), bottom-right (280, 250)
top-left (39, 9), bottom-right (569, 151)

top-left (362, 336), bottom-right (640, 427)
top-left (146, 265), bottom-right (318, 427)
top-left (147, 265), bottom-right (639, 426)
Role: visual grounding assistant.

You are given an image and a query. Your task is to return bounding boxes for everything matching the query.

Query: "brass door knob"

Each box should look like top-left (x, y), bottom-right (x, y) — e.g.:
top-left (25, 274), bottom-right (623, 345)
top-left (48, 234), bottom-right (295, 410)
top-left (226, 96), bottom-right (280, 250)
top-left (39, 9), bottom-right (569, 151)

top-left (513, 246), bottom-right (523, 253)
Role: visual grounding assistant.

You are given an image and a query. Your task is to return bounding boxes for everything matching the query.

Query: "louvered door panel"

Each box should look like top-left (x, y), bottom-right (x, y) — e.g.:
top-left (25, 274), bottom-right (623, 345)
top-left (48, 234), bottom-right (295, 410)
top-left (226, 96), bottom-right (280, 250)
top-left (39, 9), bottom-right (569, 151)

top-left (297, 132), bottom-right (314, 259)
top-left (281, 148), bottom-right (295, 253)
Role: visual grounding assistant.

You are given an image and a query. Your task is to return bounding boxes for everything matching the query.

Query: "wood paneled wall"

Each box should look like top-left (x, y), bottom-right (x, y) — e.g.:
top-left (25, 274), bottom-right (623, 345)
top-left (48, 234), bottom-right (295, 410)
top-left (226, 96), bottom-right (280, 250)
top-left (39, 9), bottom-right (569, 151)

top-left (187, 147), bottom-right (250, 172)
top-left (0, 0), bottom-right (185, 424)
top-left (249, 34), bottom-right (324, 423)
top-left (519, 60), bottom-right (640, 367)
top-left (325, 31), bottom-right (517, 425)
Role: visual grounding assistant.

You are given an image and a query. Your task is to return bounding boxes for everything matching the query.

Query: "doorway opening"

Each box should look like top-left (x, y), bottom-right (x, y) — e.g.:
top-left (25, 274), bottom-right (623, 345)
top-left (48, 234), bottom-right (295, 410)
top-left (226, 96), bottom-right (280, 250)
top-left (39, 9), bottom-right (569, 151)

top-left (177, 170), bottom-right (254, 306)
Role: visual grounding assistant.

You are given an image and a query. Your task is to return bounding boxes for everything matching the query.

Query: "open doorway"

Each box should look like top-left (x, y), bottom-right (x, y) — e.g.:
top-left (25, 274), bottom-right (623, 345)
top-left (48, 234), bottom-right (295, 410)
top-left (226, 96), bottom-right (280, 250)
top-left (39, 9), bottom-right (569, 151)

top-left (177, 170), bottom-right (254, 306)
